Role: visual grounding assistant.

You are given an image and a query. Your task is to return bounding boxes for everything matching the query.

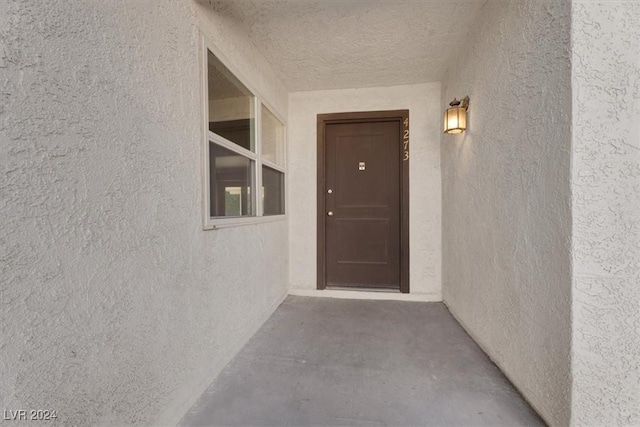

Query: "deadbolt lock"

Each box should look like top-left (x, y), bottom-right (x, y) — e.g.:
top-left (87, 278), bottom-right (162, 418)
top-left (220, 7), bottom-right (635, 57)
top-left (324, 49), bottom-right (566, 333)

top-left (327, 189), bottom-right (333, 194)
top-left (327, 211), bottom-right (334, 216)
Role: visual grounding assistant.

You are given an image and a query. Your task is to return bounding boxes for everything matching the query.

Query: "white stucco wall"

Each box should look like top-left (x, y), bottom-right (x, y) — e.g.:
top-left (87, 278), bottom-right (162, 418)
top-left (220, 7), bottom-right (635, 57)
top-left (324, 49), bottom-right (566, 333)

top-left (571, 2), bottom-right (640, 425)
top-left (440, 0), bottom-right (572, 425)
top-left (0, 1), bottom-right (288, 425)
top-left (288, 84), bottom-right (442, 298)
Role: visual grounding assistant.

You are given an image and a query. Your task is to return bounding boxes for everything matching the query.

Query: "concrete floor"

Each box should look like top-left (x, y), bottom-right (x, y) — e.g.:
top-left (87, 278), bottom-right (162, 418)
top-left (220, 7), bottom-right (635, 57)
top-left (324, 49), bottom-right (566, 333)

top-left (180, 296), bottom-right (545, 427)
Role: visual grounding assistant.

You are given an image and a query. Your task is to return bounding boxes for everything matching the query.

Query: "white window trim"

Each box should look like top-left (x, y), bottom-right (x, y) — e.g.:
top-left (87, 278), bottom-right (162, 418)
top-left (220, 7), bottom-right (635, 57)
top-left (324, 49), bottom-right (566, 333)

top-left (200, 34), bottom-right (287, 230)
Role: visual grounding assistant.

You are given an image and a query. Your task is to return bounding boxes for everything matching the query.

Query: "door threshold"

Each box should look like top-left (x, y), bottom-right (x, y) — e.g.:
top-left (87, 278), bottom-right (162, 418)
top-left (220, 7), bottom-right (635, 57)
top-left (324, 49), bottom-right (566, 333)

top-left (327, 286), bottom-right (400, 293)
top-left (288, 288), bottom-right (441, 302)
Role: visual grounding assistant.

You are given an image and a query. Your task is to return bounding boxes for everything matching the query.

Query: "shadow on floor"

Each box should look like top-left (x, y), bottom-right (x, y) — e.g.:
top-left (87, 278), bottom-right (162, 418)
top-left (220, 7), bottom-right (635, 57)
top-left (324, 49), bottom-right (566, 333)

top-left (180, 296), bottom-right (545, 426)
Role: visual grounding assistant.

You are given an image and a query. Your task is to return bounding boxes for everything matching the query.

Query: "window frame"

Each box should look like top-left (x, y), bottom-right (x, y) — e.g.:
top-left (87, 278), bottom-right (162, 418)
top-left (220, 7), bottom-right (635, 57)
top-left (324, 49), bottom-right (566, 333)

top-left (201, 35), bottom-right (287, 230)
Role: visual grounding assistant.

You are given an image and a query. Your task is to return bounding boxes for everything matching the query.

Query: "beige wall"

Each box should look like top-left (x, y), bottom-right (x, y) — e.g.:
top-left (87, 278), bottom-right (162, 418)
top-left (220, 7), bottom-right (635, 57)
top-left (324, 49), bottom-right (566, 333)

top-left (571, 2), bottom-right (640, 425)
top-left (288, 83), bottom-right (442, 298)
top-left (441, 0), bottom-right (572, 425)
top-left (0, 1), bottom-right (288, 425)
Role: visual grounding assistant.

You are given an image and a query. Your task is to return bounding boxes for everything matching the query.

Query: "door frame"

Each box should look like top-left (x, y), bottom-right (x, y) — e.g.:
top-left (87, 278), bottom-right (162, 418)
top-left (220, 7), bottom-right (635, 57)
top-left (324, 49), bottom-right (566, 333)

top-left (317, 110), bottom-right (410, 293)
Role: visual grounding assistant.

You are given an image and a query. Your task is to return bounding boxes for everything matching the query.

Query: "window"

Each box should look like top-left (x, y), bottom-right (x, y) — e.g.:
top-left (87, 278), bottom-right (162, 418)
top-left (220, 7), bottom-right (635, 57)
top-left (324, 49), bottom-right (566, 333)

top-left (262, 165), bottom-right (285, 216)
top-left (209, 143), bottom-right (254, 217)
top-left (207, 52), bottom-right (255, 152)
top-left (204, 44), bottom-right (286, 228)
top-left (260, 104), bottom-right (285, 216)
top-left (261, 105), bottom-right (285, 167)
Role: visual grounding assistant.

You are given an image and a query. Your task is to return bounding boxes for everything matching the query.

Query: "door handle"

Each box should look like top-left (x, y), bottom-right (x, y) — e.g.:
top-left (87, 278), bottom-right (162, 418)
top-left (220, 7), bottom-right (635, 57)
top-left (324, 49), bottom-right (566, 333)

top-left (327, 211), bottom-right (334, 216)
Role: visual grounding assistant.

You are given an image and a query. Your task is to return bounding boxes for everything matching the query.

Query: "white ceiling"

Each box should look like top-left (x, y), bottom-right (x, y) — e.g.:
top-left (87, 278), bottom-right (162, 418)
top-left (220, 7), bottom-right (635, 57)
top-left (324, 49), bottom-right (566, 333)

top-left (207, 0), bottom-right (487, 92)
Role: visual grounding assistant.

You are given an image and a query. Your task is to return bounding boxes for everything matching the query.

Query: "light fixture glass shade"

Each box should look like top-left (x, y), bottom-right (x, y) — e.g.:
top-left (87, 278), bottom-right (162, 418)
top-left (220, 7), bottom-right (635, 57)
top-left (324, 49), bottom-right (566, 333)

top-left (444, 106), bottom-right (467, 134)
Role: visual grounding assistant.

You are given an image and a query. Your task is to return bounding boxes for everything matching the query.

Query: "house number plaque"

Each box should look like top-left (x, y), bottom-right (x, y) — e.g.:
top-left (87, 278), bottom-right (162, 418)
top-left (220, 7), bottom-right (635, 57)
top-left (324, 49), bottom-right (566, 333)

top-left (403, 117), bottom-right (409, 161)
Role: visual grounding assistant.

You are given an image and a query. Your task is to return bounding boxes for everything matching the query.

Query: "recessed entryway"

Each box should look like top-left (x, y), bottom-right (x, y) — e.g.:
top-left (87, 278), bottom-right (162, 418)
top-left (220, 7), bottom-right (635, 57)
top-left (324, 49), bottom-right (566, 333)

top-left (317, 111), bottom-right (410, 293)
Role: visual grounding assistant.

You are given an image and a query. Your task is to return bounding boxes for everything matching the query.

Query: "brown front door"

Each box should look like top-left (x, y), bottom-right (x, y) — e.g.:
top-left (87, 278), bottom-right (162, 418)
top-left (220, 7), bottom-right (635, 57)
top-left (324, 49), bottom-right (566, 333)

top-left (318, 111), bottom-right (409, 292)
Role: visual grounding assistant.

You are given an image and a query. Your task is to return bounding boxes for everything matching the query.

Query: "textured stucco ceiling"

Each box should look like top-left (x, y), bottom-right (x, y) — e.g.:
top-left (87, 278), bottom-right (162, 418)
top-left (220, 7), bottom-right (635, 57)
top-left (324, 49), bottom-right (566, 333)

top-left (205, 0), bottom-right (487, 91)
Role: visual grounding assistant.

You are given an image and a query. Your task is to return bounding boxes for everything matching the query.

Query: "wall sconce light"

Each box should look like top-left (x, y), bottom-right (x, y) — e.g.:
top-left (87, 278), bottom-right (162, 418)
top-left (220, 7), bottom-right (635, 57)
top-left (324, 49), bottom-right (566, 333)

top-left (443, 96), bottom-right (469, 134)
